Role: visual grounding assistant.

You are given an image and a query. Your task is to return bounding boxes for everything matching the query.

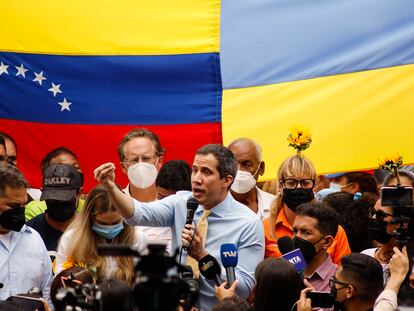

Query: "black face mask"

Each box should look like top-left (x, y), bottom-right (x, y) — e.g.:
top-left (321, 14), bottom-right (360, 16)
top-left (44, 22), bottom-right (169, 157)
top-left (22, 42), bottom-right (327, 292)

top-left (283, 188), bottom-right (314, 212)
top-left (0, 207), bottom-right (25, 232)
top-left (46, 199), bottom-right (77, 222)
top-left (330, 286), bottom-right (345, 311)
top-left (369, 218), bottom-right (393, 244)
top-left (292, 236), bottom-right (324, 264)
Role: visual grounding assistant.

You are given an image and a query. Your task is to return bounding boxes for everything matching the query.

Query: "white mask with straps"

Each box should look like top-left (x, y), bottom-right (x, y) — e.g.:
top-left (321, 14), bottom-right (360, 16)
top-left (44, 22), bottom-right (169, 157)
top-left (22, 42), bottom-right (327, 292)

top-left (231, 165), bottom-right (261, 194)
top-left (127, 162), bottom-right (158, 189)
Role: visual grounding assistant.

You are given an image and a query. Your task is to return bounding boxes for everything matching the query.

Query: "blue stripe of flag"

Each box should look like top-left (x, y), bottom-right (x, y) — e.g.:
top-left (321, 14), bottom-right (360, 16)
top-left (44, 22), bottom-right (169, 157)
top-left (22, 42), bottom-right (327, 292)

top-left (0, 52), bottom-right (222, 125)
top-left (221, 0), bottom-right (414, 89)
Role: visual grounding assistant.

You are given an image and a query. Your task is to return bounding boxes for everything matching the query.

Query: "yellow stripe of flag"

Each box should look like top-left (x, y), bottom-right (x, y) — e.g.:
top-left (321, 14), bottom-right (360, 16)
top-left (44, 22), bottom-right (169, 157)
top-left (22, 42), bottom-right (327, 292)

top-left (0, 0), bottom-right (220, 55)
top-left (223, 64), bottom-right (414, 179)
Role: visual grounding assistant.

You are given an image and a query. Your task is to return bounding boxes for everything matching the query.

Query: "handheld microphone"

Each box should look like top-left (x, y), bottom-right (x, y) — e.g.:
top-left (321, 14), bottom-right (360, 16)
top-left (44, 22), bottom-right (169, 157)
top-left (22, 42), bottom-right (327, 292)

top-left (198, 254), bottom-right (222, 286)
top-left (183, 197), bottom-right (199, 251)
top-left (220, 244), bottom-right (238, 287)
top-left (185, 197), bottom-right (199, 225)
top-left (278, 236), bottom-right (307, 274)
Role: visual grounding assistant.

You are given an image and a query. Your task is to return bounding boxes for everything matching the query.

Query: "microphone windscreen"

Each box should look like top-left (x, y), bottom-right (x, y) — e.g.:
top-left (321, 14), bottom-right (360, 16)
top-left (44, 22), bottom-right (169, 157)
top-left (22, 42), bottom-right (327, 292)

top-left (198, 254), bottom-right (221, 280)
top-left (186, 197), bottom-right (199, 224)
top-left (220, 244), bottom-right (238, 267)
top-left (187, 197), bottom-right (199, 210)
top-left (278, 236), bottom-right (296, 255)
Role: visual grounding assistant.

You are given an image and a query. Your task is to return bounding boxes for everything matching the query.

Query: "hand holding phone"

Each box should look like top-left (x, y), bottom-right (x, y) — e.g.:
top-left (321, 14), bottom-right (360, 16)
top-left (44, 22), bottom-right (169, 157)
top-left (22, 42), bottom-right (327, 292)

top-left (306, 291), bottom-right (334, 308)
top-left (7, 295), bottom-right (49, 311)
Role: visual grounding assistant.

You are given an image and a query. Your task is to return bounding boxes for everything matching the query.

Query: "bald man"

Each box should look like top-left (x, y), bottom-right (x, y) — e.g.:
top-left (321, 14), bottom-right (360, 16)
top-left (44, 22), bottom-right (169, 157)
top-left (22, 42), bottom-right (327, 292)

top-left (228, 138), bottom-right (275, 219)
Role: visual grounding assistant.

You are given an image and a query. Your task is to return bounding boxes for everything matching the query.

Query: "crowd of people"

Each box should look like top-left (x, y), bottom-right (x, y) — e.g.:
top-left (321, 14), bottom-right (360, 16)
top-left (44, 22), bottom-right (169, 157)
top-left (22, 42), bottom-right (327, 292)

top-left (0, 128), bottom-right (414, 311)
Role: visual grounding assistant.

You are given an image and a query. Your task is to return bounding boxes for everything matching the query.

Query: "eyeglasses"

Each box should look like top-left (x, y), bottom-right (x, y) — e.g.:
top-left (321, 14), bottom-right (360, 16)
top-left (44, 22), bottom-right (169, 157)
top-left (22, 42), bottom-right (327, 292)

top-left (281, 178), bottom-right (315, 189)
top-left (370, 209), bottom-right (394, 221)
top-left (329, 277), bottom-right (350, 290)
top-left (124, 154), bottom-right (158, 166)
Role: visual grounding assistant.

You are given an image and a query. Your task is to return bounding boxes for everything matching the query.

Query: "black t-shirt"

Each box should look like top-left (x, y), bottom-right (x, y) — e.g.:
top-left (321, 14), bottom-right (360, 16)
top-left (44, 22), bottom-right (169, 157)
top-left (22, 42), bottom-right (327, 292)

top-left (27, 213), bottom-right (63, 261)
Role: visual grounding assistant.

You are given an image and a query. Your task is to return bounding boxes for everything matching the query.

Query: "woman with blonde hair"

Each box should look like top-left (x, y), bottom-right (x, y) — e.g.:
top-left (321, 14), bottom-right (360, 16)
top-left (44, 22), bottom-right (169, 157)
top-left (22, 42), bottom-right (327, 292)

top-left (55, 185), bottom-right (147, 285)
top-left (263, 154), bottom-right (351, 264)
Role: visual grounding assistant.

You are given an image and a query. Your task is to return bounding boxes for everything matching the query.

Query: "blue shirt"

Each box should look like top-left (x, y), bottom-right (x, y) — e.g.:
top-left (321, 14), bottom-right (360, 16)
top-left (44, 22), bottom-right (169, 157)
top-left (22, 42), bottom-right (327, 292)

top-left (126, 191), bottom-right (265, 311)
top-left (0, 225), bottom-right (52, 303)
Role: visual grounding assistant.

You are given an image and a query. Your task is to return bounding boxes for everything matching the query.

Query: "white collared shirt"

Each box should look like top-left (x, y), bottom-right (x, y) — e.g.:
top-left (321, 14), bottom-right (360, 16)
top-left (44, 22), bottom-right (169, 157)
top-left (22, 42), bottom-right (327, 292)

top-left (256, 186), bottom-right (275, 219)
top-left (123, 185), bottom-right (172, 254)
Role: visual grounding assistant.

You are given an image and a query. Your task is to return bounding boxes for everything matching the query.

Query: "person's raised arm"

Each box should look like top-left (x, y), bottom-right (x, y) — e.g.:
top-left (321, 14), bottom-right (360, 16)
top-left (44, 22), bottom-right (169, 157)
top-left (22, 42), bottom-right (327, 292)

top-left (94, 163), bottom-right (134, 219)
top-left (385, 246), bottom-right (409, 293)
top-left (373, 246), bottom-right (409, 311)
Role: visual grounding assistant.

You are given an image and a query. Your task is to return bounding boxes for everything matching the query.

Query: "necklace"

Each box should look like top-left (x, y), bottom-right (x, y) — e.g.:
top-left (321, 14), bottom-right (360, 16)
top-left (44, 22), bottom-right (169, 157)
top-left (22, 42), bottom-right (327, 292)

top-left (376, 247), bottom-right (392, 264)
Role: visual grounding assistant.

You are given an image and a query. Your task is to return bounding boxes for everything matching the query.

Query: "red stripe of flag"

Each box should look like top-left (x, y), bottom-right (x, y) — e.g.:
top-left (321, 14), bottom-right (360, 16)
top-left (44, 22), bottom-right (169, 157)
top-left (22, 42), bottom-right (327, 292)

top-left (1, 119), bottom-right (222, 191)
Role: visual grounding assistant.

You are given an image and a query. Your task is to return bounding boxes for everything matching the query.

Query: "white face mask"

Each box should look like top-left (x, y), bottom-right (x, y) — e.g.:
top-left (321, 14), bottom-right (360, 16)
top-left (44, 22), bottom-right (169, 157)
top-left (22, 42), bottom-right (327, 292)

top-left (330, 182), bottom-right (341, 191)
top-left (231, 166), bottom-right (260, 194)
top-left (127, 162), bottom-right (158, 189)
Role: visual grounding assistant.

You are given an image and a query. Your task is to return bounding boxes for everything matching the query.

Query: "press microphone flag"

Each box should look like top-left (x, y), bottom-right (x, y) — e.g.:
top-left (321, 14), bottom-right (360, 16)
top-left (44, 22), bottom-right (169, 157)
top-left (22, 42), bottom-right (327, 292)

top-left (198, 254), bottom-right (222, 286)
top-left (220, 244), bottom-right (238, 286)
top-left (278, 236), bottom-right (307, 273)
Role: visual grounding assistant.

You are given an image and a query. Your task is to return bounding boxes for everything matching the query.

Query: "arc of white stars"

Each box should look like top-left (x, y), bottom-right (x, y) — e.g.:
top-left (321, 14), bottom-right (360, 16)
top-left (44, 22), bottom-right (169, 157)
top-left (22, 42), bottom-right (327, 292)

top-left (15, 64), bottom-right (29, 78)
top-left (58, 98), bottom-right (72, 112)
top-left (33, 71), bottom-right (47, 85)
top-left (0, 62), bottom-right (9, 75)
top-left (48, 82), bottom-right (62, 97)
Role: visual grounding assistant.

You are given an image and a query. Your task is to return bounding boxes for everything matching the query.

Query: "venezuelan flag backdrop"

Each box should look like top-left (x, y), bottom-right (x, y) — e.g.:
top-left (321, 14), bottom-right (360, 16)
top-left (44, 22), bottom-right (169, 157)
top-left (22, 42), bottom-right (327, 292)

top-left (1, 0), bottom-right (414, 190)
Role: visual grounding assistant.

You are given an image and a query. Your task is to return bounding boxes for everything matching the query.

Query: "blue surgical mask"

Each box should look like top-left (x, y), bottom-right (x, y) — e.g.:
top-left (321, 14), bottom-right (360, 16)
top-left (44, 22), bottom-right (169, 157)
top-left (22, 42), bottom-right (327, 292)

top-left (92, 222), bottom-right (124, 239)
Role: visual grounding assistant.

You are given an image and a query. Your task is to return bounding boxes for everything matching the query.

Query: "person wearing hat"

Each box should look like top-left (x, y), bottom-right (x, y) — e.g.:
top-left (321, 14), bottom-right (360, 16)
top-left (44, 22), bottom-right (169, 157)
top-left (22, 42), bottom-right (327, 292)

top-left (25, 146), bottom-right (84, 221)
top-left (27, 163), bottom-right (83, 261)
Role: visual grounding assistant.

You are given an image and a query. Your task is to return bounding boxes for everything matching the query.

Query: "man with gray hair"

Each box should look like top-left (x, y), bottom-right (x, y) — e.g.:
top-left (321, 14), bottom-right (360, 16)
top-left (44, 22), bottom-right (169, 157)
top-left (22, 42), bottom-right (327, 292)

top-left (0, 165), bottom-right (52, 302)
top-left (94, 144), bottom-right (264, 311)
top-left (228, 138), bottom-right (275, 219)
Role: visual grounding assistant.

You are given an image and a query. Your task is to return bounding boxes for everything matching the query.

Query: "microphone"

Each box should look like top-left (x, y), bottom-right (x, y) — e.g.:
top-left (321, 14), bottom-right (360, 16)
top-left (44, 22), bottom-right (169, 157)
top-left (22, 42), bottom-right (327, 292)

top-left (186, 197), bottom-right (199, 225)
top-left (278, 236), bottom-right (307, 275)
top-left (220, 244), bottom-right (238, 287)
top-left (183, 197), bottom-right (199, 251)
top-left (198, 254), bottom-right (222, 286)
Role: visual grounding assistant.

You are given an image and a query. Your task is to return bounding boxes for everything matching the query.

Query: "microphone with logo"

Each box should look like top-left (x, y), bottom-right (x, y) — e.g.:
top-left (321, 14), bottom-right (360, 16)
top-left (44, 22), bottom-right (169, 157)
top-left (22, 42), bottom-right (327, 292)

top-left (278, 236), bottom-right (307, 280)
top-left (220, 244), bottom-right (237, 287)
top-left (183, 197), bottom-right (199, 251)
top-left (198, 254), bottom-right (222, 286)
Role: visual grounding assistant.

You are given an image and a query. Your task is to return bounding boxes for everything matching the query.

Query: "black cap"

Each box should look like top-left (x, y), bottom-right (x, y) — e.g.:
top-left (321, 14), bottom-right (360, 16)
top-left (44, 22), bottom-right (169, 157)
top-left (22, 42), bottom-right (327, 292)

top-left (40, 164), bottom-right (83, 201)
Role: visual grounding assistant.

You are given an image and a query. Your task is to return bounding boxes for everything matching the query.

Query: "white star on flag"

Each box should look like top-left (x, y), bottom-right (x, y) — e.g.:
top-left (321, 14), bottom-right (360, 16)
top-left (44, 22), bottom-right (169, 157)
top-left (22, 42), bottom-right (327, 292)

top-left (48, 83), bottom-right (62, 97)
top-left (33, 71), bottom-right (47, 85)
top-left (0, 62), bottom-right (9, 75)
top-left (15, 64), bottom-right (28, 78)
top-left (58, 98), bottom-right (72, 112)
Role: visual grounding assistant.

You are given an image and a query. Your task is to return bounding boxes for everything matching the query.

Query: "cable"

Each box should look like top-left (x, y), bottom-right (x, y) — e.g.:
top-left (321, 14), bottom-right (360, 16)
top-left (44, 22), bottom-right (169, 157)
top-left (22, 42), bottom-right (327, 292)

top-left (178, 220), bottom-right (197, 275)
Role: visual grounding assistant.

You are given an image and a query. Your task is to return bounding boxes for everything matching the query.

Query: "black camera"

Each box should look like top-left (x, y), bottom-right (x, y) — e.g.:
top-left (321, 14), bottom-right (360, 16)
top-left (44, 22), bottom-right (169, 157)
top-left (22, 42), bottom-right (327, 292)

top-left (54, 283), bottom-right (101, 311)
top-left (381, 186), bottom-right (413, 246)
top-left (381, 186), bottom-right (413, 211)
top-left (98, 243), bottom-right (199, 311)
